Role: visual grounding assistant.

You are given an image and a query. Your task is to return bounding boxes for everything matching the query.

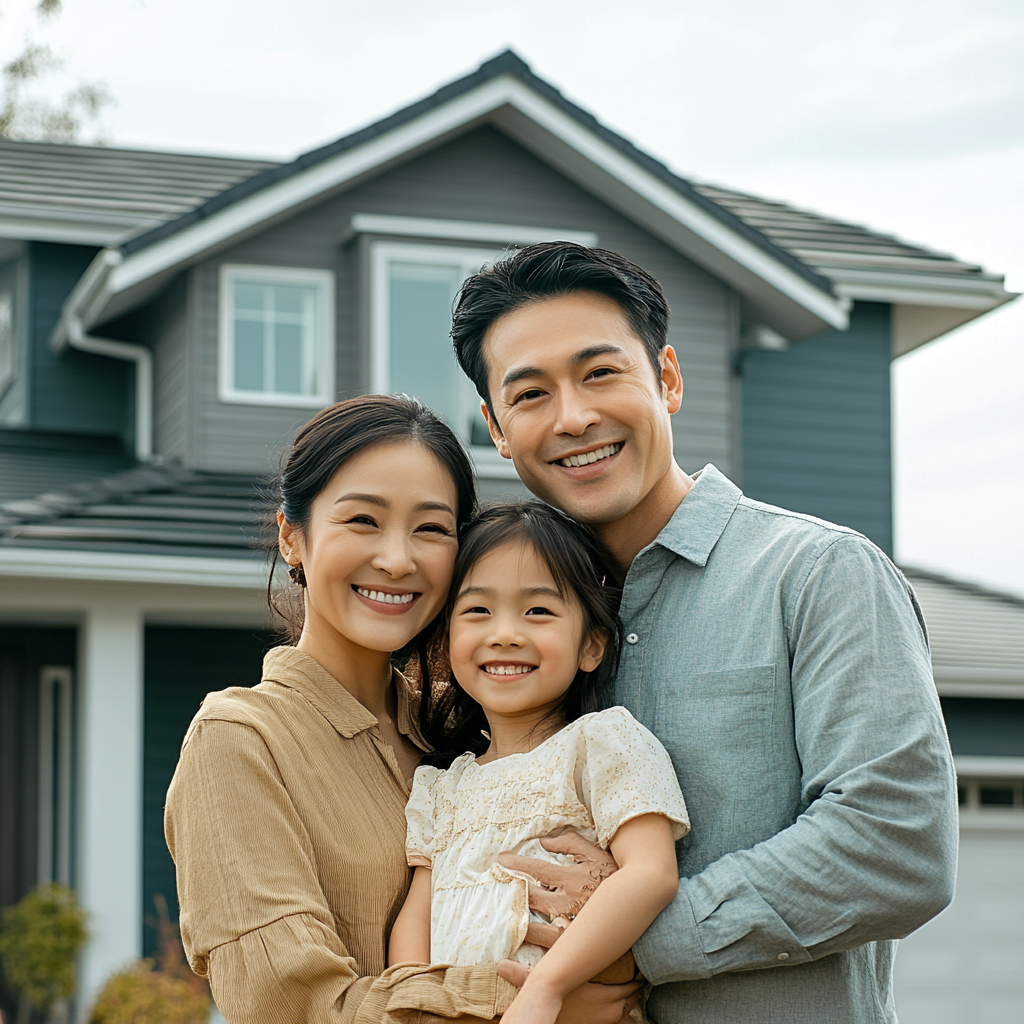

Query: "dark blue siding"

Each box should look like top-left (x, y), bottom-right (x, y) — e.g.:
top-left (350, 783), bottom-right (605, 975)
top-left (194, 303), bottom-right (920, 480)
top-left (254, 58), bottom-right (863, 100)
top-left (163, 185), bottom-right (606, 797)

top-left (940, 697), bottom-right (1024, 757)
top-left (740, 301), bottom-right (892, 554)
top-left (28, 241), bottom-right (129, 436)
top-left (142, 626), bottom-right (274, 957)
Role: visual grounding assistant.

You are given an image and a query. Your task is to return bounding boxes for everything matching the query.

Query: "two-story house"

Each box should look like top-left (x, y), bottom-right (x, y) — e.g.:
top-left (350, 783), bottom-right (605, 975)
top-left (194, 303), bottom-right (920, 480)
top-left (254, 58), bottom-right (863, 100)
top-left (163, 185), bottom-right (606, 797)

top-left (0, 51), bottom-right (1019, 1021)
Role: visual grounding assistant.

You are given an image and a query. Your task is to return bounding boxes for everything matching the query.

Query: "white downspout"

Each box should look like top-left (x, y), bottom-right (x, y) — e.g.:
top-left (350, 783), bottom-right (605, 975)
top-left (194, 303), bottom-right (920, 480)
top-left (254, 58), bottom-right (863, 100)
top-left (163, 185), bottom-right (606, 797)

top-left (66, 315), bottom-right (153, 461)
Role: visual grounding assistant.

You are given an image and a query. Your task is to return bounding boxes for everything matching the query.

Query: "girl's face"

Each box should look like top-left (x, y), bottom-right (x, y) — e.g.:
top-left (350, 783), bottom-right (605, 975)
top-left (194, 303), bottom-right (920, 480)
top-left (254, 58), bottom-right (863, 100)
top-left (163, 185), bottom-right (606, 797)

top-left (448, 539), bottom-right (606, 722)
top-left (278, 440), bottom-right (459, 655)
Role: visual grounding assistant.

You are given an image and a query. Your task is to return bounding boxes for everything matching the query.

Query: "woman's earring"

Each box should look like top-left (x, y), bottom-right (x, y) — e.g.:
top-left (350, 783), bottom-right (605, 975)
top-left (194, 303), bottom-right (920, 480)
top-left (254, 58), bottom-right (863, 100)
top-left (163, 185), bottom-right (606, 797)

top-left (288, 563), bottom-right (307, 587)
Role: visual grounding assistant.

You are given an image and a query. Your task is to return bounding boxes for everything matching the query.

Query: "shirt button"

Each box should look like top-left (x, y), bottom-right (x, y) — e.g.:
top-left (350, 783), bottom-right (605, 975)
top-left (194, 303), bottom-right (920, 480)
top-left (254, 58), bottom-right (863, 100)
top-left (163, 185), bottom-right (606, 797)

top-left (626, 633), bottom-right (640, 645)
top-left (777, 952), bottom-right (790, 961)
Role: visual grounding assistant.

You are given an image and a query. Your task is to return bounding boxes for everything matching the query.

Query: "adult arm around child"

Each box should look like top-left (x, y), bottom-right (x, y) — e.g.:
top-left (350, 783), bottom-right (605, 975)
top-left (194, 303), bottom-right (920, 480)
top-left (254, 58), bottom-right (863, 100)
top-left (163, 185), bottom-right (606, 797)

top-left (500, 812), bottom-right (679, 1024)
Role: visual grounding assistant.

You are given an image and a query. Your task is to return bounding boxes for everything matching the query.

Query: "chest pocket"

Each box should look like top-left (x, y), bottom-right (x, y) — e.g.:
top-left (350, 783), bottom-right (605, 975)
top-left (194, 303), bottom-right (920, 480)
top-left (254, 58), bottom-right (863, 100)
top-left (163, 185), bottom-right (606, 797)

top-left (654, 664), bottom-right (777, 779)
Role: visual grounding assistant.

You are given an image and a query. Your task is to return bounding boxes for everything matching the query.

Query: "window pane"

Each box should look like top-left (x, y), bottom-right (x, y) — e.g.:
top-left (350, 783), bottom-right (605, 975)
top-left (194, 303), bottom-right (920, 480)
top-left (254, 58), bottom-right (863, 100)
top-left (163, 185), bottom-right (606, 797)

top-left (979, 785), bottom-right (1014, 807)
top-left (235, 282), bottom-right (265, 313)
top-left (234, 319), bottom-right (265, 391)
top-left (388, 262), bottom-right (462, 428)
top-left (272, 284), bottom-right (307, 316)
top-left (274, 323), bottom-right (304, 394)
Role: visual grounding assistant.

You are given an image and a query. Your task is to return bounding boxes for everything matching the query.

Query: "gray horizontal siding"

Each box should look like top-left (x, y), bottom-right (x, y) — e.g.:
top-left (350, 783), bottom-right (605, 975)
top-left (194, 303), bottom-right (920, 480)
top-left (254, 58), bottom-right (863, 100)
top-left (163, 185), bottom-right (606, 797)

top-left (741, 301), bottom-right (892, 553)
top-left (184, 126), bottom-right (736, 478)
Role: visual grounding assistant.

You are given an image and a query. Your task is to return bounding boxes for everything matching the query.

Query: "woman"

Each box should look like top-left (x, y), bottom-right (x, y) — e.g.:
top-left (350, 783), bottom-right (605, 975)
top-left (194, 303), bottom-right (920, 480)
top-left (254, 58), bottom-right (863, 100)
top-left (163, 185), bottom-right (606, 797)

top-left (165, 396), bottom-right (638, 1024)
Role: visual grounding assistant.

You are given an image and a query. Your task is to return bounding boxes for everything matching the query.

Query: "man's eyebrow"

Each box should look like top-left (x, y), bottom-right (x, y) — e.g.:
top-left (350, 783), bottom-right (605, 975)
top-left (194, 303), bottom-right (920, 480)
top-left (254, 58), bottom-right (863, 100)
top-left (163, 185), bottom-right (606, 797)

top-left (571, 344), bottom-right (627, 364)
top-left (501, 365), bottom-right (544, 390)
top-left (500, 345), bottom-right (628, 390)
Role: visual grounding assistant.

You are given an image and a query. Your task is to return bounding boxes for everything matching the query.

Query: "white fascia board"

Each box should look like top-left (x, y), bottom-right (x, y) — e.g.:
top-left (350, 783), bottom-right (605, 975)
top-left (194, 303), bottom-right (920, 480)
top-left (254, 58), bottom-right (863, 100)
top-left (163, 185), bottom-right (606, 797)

top-left (0, 217), bottom-right (130, 247)
top-left (351, 213), bottom-right (597, 247)
top-left (831, 272), bottom-right (1016, 310)
top-left (936, 681), bottom-right (1024, 699)
top-left (0, 546), bottom-right (266, 588)
top-left (954, 756), bottom-right (1024, 778)
top-left (101, 74), bottom-right (844, 338)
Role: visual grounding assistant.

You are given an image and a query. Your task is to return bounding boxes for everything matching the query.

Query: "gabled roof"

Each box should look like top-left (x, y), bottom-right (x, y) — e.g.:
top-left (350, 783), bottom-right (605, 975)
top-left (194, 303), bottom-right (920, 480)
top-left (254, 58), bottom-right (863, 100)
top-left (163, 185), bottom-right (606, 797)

top-left (2, 50), bottom-right (1006, 354)
top-left (903, 566), bottom-right (1024, 698)
top-left (0, 138), bottom-right (275, 246)
top-left (57, 51), bottom-right (851, 345)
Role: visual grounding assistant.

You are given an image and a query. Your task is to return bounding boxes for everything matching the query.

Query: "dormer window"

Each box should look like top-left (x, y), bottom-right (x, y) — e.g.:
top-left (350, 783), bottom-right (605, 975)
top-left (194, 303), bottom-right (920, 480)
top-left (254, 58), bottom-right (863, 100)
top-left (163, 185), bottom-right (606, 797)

top-left (219, 265), bottom-right (334, 407)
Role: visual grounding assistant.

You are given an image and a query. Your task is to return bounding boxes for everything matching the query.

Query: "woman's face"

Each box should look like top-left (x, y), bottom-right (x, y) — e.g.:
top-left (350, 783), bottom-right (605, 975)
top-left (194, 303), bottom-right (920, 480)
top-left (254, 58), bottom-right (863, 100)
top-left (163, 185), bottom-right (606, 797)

top-left (279, 440), bottom-right (460, 655)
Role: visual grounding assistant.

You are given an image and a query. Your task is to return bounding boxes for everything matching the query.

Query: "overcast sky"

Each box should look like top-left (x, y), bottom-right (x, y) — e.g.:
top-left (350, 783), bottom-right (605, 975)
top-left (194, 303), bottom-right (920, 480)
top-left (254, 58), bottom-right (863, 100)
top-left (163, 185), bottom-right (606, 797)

top-left (6, 0), bottom-right (1022, 594)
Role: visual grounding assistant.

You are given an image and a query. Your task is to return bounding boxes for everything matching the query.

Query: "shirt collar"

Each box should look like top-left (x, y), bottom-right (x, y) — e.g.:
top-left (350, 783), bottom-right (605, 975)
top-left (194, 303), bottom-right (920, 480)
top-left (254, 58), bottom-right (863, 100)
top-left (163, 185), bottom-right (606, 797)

top-left (652, 464), bottom-right (742, 567)
top-left (261, 645), bottom-right (427, 748)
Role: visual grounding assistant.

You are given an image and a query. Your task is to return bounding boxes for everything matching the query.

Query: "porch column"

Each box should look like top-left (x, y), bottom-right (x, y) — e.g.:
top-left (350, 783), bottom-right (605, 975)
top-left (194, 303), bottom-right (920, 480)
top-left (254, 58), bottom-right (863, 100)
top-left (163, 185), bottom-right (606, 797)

top-left (76, 602), bottom-right (145, 1013)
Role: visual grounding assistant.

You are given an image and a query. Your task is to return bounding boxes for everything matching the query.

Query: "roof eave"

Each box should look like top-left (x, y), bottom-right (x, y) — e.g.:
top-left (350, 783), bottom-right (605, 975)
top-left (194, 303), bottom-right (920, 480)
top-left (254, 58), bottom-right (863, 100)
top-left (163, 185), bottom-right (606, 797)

top-left (829, 271), bottom-right (1019, 355)
top-left (82, 65), bottom-right (845, 340)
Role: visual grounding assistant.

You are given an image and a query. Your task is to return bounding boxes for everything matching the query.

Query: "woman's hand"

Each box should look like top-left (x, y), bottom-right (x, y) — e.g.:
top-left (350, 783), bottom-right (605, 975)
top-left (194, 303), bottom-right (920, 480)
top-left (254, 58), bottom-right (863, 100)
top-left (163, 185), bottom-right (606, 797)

top-left (496, 832), bottom-right (619, 948)
top-left (497, 960), bottom-right (641, 1024)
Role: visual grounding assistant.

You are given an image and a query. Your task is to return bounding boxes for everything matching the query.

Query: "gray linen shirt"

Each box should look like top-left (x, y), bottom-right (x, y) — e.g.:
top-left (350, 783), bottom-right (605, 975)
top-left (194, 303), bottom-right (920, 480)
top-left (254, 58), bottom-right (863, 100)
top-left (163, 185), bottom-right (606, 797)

top-left (617, 465), bottom-right (957, 1024)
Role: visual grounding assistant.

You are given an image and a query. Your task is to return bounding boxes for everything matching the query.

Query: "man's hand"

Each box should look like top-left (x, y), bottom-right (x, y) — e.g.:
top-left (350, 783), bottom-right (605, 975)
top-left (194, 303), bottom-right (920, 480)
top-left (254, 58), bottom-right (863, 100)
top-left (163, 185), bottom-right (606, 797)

top-left (497, 832), bottom-right (619, 948)
top-left (497, 960), bottom-right (641, 1024)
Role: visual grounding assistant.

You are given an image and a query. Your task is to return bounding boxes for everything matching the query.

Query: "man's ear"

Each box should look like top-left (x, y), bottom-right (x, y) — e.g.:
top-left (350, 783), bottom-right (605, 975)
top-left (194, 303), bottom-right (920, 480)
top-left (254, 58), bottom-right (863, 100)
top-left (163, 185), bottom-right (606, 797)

top-left (277, 510), bottom-right (304, 565)
top-left (579, 631), bottom-right (608, 674)
top-left (660, 346), bottom-right (684, 415)
top-left (482, 401), bottom-right (512, 460)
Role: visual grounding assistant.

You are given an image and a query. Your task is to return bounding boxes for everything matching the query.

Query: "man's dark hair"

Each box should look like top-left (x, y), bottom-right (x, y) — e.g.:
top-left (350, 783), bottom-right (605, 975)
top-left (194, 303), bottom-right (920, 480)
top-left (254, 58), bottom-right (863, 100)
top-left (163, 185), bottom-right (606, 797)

top-left (451, 242), bottom-right (671, 417)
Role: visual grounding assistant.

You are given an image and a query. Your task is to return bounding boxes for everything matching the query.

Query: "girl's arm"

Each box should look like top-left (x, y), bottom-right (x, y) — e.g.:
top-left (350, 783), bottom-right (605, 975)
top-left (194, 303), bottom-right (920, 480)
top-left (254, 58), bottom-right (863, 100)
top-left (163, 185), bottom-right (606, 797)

top-left (500, 813), bottom-right (679, 1024)
top-left (389, 866), bottom-right (432, 965)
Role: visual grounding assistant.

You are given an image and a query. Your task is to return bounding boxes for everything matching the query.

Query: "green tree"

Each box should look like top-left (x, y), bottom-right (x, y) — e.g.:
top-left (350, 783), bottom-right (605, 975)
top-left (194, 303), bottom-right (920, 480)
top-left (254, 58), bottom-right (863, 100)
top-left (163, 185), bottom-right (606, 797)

top-left (0, 883), bottom-right (88, 1024)
top-left (0, 0), bottom-right (110, 141)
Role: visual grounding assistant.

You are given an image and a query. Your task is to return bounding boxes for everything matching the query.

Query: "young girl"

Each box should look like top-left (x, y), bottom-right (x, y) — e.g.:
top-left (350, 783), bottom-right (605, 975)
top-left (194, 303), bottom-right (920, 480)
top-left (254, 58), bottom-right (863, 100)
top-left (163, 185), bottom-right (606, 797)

top-left (390, 502), bottom-right (689, 1024)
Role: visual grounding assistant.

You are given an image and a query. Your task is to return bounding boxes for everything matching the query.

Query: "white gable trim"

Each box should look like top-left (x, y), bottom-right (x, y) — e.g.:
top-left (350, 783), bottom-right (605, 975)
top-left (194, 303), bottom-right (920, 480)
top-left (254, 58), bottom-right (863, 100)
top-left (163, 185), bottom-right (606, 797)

top-left (84, 74), bottom-right (846, 340)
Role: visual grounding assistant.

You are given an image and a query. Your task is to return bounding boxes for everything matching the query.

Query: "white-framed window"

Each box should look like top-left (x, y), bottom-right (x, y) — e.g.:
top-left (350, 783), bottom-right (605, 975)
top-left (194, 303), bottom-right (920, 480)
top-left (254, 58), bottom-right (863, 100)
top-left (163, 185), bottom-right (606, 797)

top-left (219, 264), bottom-right (335, 407)
top-left (370, 243), bottom-right (503, 452)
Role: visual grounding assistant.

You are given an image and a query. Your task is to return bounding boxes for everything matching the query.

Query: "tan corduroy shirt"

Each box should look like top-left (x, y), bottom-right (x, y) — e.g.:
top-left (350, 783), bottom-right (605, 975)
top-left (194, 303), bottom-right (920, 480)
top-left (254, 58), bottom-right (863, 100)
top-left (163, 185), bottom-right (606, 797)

top-left (165, 645), bottom-right (516, 1024)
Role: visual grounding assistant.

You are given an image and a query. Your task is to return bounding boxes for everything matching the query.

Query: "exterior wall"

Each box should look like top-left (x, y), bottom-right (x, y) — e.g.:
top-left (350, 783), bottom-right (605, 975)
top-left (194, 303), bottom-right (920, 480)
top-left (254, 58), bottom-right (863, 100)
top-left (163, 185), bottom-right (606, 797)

top-left (142, 625), bottom-right (273, 957)
top-left (26, 242), bottom-right (129, 438)
top-left (175, 126), bottom-right (736, 478)
top-left (740, 301), bottom-right (893, 553)
top-left (893, 825), bottom-right (1024, 1024)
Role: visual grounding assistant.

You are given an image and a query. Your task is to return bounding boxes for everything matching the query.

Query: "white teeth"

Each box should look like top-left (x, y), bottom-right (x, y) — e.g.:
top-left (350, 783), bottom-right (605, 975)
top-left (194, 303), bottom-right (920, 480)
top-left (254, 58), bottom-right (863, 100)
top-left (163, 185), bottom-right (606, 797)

top-left (485, 664), bottom-right (535, 676)
top-left (357, 587), bottom-right (414, 605)
top-left (560, 443), bottom-right (620, 469)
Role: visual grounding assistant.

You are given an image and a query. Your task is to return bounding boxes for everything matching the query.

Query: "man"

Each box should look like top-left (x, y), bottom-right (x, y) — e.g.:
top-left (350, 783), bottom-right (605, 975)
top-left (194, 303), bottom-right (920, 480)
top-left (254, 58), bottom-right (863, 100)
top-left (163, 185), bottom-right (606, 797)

top-left (450, 243), bottom-right (957, 1024)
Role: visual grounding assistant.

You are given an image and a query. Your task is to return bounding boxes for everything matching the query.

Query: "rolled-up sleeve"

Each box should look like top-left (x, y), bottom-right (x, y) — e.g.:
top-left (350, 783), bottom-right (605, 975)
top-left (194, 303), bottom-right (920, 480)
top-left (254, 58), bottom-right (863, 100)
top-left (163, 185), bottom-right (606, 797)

top-left (165, 719), bottom-right (515, 1023)
top-left (634, 535), bottom-right (958, 984)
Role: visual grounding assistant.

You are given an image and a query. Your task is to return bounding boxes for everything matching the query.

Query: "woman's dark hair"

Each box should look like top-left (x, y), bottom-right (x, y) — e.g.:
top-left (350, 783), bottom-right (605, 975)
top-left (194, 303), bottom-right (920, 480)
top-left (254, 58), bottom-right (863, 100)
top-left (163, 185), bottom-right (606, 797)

top-left (419, 501), bottom-right (623, 768)
top-left (266, 394), bottom-right (477, 650)
top-left (451, 242), bottom-right (670, 418)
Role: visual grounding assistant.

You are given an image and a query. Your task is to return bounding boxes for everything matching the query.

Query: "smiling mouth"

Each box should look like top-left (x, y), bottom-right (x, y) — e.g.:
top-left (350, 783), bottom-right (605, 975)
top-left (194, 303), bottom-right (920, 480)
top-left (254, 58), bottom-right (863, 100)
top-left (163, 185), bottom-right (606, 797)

top-left (555, 442), bottom-right (622, 468)
top-left (353, 586), bottom-right (417, 606)
top-left (481, 663), bottom-right (537, 677)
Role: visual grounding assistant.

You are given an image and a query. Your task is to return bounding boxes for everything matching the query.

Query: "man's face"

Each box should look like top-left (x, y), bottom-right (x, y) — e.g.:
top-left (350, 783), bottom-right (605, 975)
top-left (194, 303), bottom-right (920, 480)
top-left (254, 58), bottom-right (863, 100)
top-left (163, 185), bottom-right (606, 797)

top-left (481, 290), bottom-right (683, 526)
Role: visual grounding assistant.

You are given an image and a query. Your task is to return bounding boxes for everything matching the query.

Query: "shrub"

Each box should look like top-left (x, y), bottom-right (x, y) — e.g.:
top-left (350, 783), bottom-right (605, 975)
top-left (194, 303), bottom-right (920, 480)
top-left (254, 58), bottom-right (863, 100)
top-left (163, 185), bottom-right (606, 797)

top-left (88, 961), bottom-right (210, 1024)
top-left (0, 883), bottom-right (87, 1022)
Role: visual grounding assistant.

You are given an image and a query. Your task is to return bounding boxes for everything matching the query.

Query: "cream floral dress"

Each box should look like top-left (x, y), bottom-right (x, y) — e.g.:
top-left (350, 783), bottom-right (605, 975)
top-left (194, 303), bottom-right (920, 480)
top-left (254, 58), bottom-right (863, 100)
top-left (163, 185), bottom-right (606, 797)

top-left (405, 706), bottom-right (689, 968)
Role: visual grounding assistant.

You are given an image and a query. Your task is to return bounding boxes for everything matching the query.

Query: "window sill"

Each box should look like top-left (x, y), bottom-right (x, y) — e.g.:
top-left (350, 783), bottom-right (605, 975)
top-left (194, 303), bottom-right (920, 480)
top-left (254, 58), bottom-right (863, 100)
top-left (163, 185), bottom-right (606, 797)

top-left (218, 391), bottom-right (330, 409)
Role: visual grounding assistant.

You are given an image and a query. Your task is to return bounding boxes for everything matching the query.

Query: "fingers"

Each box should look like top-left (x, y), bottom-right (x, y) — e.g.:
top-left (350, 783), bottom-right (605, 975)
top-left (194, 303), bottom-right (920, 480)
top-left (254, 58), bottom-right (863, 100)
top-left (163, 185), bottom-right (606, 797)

top-left (496, 959), bottom-right (530, 988)
top-left (538, 832), bottom-right (608, 861)
top-left (497, 852), bottom-right (571, 887)
top-left (524, 920), bottom-right (566, 948)
top-left (527, 883), bottom-right (581, 919)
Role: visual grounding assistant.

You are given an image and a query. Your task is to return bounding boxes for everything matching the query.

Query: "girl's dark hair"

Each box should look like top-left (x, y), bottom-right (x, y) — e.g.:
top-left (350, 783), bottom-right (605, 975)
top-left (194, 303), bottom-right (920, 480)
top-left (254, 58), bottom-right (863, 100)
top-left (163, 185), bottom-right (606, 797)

top-left (419, 501), bottom-right (623, 768)
top-left (266, 395), bottom-right (477, 650)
